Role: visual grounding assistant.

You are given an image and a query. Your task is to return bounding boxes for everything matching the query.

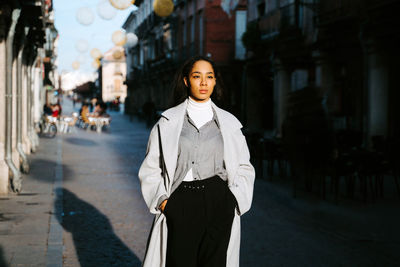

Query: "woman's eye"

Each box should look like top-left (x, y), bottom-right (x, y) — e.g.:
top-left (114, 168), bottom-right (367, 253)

top-left (208, 76), bottom-right (214, 79)
top-left (192, 75), bottom-right (200, 78)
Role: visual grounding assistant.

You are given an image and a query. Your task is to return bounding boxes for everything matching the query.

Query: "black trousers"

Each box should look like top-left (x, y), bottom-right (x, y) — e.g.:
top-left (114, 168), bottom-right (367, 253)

top-left (164, 176), bottom-right (236, 267)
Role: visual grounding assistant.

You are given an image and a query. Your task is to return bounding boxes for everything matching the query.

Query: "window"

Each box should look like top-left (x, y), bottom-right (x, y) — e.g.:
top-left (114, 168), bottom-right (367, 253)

top-left (235, 10), bottom-right (246, 60)
top-left (257, 1), bottom-right (266, 17)
top-left (114, 79), bottom-right (121, 92)
top-left (163, 23), bottom-right (172, 53)
top-left (190, 16), bottom-right (195, 43)
top-left (182, 20), bottom-right (187, 46)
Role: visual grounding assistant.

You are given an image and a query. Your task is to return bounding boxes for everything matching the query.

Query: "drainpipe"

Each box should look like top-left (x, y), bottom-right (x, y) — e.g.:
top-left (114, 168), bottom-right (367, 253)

top-left (16, 27), bottom-right (30, 173)
top-left (26, 55), bottom-right (40, 153)
top-left (27, 64), bottom-right (34, 151)
top-left (28, 59), bottom-right (39, 152)
top-left (5, 9), bottom-right (22, 192)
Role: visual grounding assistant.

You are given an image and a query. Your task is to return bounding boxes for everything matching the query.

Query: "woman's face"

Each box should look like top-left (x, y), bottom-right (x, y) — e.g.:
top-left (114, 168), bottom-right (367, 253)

top-left (184, 60), bottom-right (216, 103)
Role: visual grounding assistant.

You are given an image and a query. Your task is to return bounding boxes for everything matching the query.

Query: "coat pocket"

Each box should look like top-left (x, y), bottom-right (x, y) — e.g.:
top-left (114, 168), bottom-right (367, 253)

top-left (163, 190), bottom-right (178, 216)
top-left (227, 188), bottom-right (238, 209)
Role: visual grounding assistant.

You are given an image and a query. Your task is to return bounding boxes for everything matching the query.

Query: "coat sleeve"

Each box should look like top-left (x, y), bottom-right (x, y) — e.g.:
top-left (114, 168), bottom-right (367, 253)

top-left (138, 123), bottom-right (168, 214)
top-left (228, 128), bottom-right (255, 216)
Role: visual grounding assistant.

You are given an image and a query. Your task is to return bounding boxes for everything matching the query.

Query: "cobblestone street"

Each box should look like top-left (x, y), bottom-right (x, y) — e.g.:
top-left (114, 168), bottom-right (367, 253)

top-left (1, 98), bottom-right (400, 266)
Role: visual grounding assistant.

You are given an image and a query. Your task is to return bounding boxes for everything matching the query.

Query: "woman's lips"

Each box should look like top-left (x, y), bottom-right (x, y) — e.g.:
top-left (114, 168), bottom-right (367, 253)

top-left (199, 89), bottom-right (208, 94)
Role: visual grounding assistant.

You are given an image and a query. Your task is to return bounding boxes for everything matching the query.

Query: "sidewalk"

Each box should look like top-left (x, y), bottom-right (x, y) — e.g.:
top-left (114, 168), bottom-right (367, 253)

top-left (241, 170), bottom-right (400, 266)
top-left (0, 97), bottom-right (149, 267)
top-left (0, 136), bottom-right (62, 267)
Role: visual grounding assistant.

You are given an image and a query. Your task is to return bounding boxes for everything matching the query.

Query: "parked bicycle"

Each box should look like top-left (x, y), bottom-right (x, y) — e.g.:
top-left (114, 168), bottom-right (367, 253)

top-left (37, 114), bottom-right (57, 138)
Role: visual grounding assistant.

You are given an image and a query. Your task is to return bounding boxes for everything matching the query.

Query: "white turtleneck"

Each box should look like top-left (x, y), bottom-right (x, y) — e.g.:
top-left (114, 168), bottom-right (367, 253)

top-left (187, 96), bottom-right (213, 129)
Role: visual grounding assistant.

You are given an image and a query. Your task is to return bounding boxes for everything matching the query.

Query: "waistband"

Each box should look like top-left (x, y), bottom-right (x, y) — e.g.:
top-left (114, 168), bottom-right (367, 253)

top-left (180, 175), bottom-right (226, 188)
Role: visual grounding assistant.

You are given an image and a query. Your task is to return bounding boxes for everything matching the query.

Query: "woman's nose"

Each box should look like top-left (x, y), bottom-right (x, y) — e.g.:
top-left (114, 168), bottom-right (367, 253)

top-left (200, 77), bottom-right (207, 86)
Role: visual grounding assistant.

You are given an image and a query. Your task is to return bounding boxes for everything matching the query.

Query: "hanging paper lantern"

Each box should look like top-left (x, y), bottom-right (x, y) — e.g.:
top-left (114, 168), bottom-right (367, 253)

top-left (109, 0), bottom-right (135, 10)
top-left (76, 7), bottom-right (95, 26)
top-left (72, 61), bottom-right (80, 70)
top-left (92, 58), bottom-right (101, 69)
top-left (76, 54), bottom-right (86, 63)
top-left (125, 32), bottom-right (138, 48)
top-left (153, 0), bottom-right (174, 17)
top-left (113, 50), bottom-right (123, 59)
top-left (97, 0), bottom-right (117, 20)
top-left (90, 48), bottom-right (102, 59)
top-left (112, 30), bottom-right (127, 46)
top-left (75, 39), bottom-right (89, 53)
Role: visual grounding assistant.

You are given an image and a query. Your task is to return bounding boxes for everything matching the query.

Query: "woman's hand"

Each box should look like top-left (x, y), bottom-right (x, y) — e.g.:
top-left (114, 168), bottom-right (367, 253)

top-left (159, 199), bottom-right (168, 213)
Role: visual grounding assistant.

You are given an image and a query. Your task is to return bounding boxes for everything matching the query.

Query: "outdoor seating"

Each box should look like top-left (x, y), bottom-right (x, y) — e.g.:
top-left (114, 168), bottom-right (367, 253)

top-left (58, 113), bottom-right (79, 133)
top-left (256, 137), bottom-right (289, 179)
top-left (243, 130), bottom-right (262, 170)
top-left (87, 116), bottom-right (111, 133)
top-left (372, 136), bottom-right (400, 198)
top-left (323, 134), bottom-right (400, 203)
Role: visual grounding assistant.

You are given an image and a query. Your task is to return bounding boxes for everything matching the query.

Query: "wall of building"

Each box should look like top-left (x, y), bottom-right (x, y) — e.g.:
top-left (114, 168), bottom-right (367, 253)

top-left (102, 47), bottom-right (127, 103)
top-left (0, 1), bottom-right (56, 194)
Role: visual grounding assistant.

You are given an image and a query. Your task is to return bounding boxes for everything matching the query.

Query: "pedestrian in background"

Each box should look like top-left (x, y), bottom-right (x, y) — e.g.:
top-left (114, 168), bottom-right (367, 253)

top-left (51, 104), bottom-right (60, 118)
top-left (138, 56), bottom-right (255, 267)
top-left (90, 97), bottom-right (98, 113)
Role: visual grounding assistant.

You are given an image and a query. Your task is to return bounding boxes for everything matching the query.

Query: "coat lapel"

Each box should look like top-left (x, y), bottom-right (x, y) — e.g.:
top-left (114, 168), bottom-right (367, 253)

top-left (159, 100), bottom-right (187, 194)
top-left (212, 103), bottom-right (241, 185)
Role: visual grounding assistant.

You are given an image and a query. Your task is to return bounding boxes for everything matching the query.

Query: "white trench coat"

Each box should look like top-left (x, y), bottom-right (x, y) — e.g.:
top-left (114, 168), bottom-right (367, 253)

top-left (138, 99), bottom-right (255, 267)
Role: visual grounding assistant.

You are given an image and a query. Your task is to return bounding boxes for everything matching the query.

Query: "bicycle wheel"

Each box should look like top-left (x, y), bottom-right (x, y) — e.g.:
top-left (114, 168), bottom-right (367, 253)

top-left (34, 122), bottom-right (42, 135)
top-left (47, 123), bottom-right (57, 138)
top-left (39, 123), bottom-right (44, 136)
top-left (37, 122), bottom-right (46, 137)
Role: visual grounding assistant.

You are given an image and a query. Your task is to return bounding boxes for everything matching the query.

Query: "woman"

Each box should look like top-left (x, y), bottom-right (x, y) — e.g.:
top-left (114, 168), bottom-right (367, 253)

top-left (138, 56), bottom-right (255, 267)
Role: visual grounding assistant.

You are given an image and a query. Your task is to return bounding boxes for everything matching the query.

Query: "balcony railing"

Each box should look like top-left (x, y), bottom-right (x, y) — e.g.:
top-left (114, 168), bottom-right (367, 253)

top-left (258, 2), bottom-right (303, 40)
top-left (316, 0), bottom-right (361, 26)
top-left (136, 12), bottom-right (163, 38)
top-left (259, 10), bottom-right (280, 40)
top-left (280, 3), bottom-right (302, 31)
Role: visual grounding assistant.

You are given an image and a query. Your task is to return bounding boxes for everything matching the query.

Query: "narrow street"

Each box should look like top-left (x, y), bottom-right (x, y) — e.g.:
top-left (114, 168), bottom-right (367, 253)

top-left (1, 97), bottom-right (400, 266)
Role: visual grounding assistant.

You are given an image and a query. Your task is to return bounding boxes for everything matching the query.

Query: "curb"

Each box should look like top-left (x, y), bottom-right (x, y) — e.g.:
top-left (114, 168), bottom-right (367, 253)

top-left (46, 137), bottom-right (63, 267)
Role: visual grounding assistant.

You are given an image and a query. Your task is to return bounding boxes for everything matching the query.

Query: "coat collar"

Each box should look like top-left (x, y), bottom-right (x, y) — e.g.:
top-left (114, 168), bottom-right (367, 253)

top-left (160, 99), bottom-right (187, 122)
top-left (161, 99), bottom-right (242, 131)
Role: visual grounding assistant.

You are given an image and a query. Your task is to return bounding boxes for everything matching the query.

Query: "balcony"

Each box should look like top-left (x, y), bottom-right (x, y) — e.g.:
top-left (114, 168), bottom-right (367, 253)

top-left (280, 3), bottom-right (301, 31)
top-left (258, 2), bottom-right (305, 41)
top-left (258, 10), bottom-right (280, 40)
top-left (136, 12), bottom-right (163, 38)
top-left (316, 0), bottom-right (361, 27)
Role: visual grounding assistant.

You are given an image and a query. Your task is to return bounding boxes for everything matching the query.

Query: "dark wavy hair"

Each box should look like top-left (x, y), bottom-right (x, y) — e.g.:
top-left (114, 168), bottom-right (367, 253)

top-left (169, 56), bottom-right (225, 108)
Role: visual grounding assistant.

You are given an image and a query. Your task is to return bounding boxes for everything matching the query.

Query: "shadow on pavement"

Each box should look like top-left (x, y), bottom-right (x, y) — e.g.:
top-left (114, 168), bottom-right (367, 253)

top-left (55, 189), bottom-right (141, 267)
top-left (64, 137), bottom-right (98, 147)
top-left (27, 159), bottom-right (74, 183)
top-left (0, 246), bottom-right (8, 267)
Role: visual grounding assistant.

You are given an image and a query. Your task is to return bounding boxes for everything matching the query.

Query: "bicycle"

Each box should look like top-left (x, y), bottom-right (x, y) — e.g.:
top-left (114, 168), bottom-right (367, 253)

top-left (37, 114), bottom-right (57, 138)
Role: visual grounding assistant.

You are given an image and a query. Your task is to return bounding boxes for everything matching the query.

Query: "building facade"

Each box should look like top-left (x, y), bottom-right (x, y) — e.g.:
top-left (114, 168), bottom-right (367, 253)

top-left (243, 0), bottom-right (399, 144)
top-left (123, 0), bottom-right (247, 118)
top-left (101, 46), bottom-right (127, 103)
top-left (0, 0), bottom-right (57, 194)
